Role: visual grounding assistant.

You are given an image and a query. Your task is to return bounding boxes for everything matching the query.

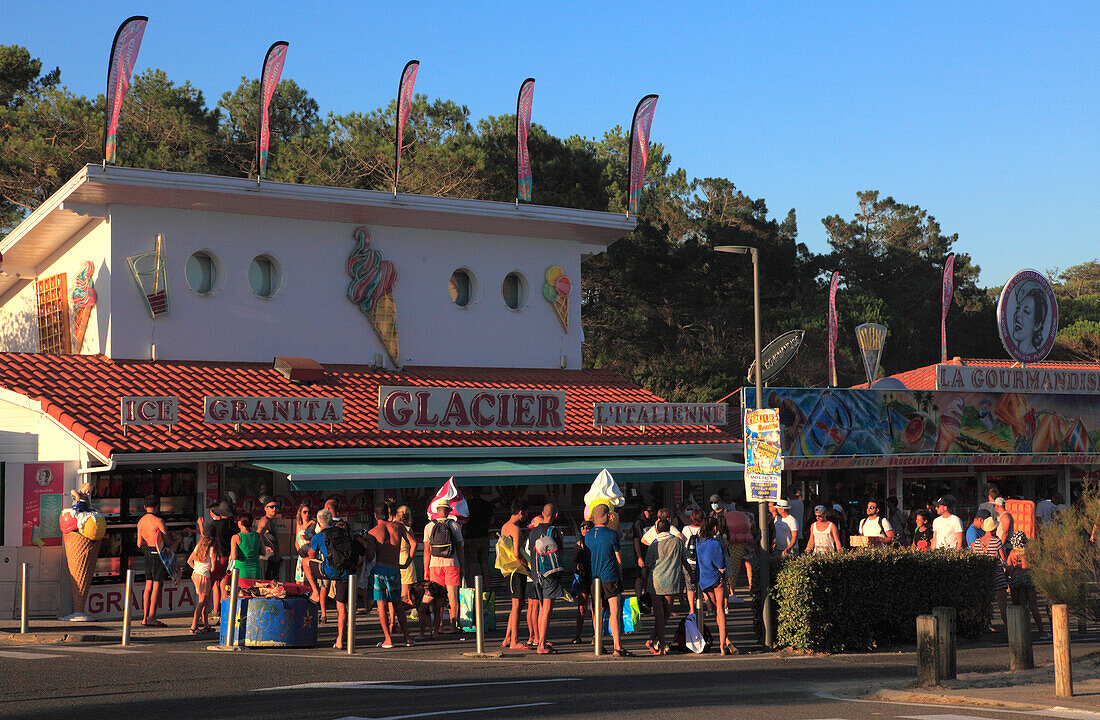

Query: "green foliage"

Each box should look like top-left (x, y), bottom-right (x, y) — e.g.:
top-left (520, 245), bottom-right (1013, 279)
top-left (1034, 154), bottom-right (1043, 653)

top-left (769, 548), bottom-right (996, 652)
top-left (1029, 482), bottom-right (1100, 622)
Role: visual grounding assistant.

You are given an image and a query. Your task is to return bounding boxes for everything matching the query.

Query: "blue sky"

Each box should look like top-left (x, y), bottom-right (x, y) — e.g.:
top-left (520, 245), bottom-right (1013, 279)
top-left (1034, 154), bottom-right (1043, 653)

top-left (8, 1), bottom-right (1098, 287)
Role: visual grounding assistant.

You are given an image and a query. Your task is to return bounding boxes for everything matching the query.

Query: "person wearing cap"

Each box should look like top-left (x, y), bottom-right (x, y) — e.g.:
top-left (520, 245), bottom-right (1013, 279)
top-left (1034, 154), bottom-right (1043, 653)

top-left (203, 499), bottom-right (237, 611)
top-left (773, 499), bottom-right (799, 556)
top-left (992, 497), bottom-right (1014, 548)
top-left (966, 509), bottom-right (992, 546)
top-left (422, 499), bottom-right (463, 637)
top-left (858, 500), bottom-right (895, 545)
top-left (970, 515), bottom-right (1009, 629)
top-left (255, 495), bottom-right (281, 581)
top-left (805, 505), bottom-right (841, 554)
top-left (931, 496), bottom-right (963, 550)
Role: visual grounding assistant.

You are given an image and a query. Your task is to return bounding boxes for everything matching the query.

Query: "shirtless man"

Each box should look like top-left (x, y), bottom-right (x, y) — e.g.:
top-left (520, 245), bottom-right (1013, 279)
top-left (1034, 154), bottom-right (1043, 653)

top-left (369, 502), bottom-right (411, 648)
top-left (500, 501), bottom-right (529, 650)
top-left (136, 495), bottom-right (173, 627)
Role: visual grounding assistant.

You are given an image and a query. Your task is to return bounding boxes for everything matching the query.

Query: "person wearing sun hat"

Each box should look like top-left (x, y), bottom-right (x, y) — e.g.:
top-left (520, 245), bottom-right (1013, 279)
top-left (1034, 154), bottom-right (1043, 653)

top-left (1005, 531), bottom-right (1050, 638)
top-left (773, 499), bottom-right (799, 556)
top-left (970, 515), bottom-right (1009, 630)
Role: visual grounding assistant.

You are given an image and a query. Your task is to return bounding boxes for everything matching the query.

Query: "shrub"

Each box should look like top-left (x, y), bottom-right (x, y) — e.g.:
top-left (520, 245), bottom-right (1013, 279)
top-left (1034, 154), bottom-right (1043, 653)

top-left (767, 548), bottom-right (996, 652)
top-left (1030, 482), bottom-right (1100, 623)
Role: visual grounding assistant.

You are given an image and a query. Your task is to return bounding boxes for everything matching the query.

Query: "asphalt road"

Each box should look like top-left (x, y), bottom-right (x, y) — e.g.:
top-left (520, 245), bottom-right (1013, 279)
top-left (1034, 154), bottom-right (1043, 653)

top-left (0, 631), bottom-right (1092, 720)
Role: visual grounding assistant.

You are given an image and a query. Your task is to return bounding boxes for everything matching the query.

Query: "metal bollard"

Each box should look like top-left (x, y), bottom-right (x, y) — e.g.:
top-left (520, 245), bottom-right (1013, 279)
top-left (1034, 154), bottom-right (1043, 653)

top-left (225, 568), bottom-right (240, 647)
top-left (1053, 604), bottom-right (1073, 697)
top-left (19, 563), bottom-right (29, 634)
top-left (347, 576), bottom-right (356, 655)
top-left (121, 569), bottom-right (135, 646)
top-left (917, 614), bottom-right (941, 686)
top-left (933, 606), bottom-right (957, 680)
top-left (1007, 605), bottom-right (1033, 670)
top-left (474, 575), bottom-right (484, 655)
top-left (593, 578), bottom-right (603, 656)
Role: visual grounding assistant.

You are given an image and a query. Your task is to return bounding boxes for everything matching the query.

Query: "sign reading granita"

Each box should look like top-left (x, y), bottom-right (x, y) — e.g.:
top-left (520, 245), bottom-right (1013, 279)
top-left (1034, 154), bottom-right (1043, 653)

top-left (378, 386), bottom-right (565, 432)
top-left (593, 403), bottom-right (727, 427)
top-left (204, 397), bottom-right (343, 424)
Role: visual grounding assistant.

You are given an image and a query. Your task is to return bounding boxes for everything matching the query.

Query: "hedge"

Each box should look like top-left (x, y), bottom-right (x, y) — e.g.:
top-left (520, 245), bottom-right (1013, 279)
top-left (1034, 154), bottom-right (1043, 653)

top-left (754, 548), bottom-right (997, 652)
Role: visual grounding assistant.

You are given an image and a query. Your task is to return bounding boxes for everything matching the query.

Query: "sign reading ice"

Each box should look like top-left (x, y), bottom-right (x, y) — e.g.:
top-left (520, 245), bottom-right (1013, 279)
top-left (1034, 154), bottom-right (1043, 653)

top-left (378, 386), bottom-right (565, 431)
top-left (593, 403), bottom-right (727, 427)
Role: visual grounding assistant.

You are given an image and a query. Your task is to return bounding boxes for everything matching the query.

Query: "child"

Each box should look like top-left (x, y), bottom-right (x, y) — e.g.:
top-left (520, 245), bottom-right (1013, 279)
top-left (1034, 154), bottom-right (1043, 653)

top-left (571, 521), bottom-right (593, 644)
top-left (187, 536), bottom-right (215, 633)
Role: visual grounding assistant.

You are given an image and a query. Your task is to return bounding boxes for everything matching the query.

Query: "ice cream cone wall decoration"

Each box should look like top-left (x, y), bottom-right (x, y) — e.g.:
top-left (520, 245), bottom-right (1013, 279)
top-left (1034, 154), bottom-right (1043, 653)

top-left (542, 266), bottom-right (572, 333)
top-left (346, 226), bottom-right (400, 367)
top-left (70, 261), bottom-right (97, 352)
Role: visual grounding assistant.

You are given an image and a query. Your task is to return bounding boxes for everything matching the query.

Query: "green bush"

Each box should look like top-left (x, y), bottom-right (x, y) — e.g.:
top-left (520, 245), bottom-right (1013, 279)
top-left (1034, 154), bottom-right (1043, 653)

top-left (1030, 482), bottom-right (1100, 623)
top-left (767, 548), bottom-right (997, 652)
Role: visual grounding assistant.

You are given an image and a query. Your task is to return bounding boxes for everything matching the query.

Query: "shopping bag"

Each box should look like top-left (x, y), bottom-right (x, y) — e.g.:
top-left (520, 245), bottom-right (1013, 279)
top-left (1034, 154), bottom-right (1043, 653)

top-left (602, 596), bottom-right (641, 634)
top-left (683, 612), bottom-right (706, 654)
top-left (457, 588), bottom-right (496, 632)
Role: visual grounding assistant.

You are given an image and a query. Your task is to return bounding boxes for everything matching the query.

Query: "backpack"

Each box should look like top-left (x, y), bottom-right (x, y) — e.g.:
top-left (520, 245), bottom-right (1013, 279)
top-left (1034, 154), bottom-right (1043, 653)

top-left (861, 516), bottom-right (892, 541)
top-left (685, 533), bottom-right (699, 565)
top-left (673, 612), bottom-right (711, 654)
top-left (533, 525), bottom-right (563, 578)
top-left (429, 520), bottom-right (456, 558)
top-left (321, 525), bottom-right (359, 575)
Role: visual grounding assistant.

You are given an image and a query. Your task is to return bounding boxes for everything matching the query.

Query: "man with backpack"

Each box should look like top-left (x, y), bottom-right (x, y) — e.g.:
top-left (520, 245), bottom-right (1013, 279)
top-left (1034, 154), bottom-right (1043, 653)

top-left (858, 500), bottom-right (895, 545)
top-left (422, 499), bottom-right (463, 637)
top-left (526, 503), bottom-right (565, 654)
top-left (305, 508), bottom-right (358, 650)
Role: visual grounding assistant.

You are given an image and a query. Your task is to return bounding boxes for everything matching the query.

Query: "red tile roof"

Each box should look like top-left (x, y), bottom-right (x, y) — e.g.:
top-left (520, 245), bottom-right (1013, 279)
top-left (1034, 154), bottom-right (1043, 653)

top-left (0, 354), bottom-right (737, 459)
top-left (854, 357), bottom-right (1100, 390)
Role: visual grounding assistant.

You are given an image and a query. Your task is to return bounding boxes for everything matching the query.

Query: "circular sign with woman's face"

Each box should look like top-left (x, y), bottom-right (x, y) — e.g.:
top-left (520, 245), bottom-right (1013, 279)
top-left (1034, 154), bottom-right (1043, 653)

top-left (997, 269), bottom-right (1058, 363)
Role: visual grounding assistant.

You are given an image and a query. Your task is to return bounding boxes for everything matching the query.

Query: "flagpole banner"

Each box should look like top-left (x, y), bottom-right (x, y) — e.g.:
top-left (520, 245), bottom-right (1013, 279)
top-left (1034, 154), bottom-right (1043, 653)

top-left (256, 41), bottom-right (289, 179)
top-left (394, 60), bottom-right (420, 192)
top-left (102, 16), bottom-right (148, 164)
top-left (941, 253), bottom-right (955, 363)
top-left (627, 94), bottom-right (659, 214)
top-left (516, 78), bottom-right (535, 202)
top-left (828, 271), bottom-right (840, 387)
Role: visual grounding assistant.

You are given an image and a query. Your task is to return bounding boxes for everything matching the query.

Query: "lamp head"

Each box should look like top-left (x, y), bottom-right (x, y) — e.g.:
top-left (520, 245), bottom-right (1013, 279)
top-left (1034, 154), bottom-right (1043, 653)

top-left (715, 245), bottom-right (749, 255)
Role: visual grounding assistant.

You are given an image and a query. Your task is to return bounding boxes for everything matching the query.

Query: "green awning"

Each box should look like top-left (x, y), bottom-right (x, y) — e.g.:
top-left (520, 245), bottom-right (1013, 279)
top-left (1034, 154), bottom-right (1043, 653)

top-left (249, 455), bottom-right (743, 491)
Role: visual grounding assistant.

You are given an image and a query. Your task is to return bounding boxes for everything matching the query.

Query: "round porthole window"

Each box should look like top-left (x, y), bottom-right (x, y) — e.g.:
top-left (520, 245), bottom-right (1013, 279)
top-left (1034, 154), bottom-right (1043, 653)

top-left (449, 268), bottom-right (476, 307)
top-left (502, 271), bottom-right (527, 310)
top-left (249, 255), bottom-right (281, 298)
top-left (185, 251), bottom-right (219, 295)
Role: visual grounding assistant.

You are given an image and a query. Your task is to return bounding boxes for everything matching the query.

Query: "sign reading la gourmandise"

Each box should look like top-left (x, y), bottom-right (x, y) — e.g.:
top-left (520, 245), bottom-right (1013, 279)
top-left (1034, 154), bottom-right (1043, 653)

top-left (936, 364), bottom-right (1100, 396)
top-left (378, 386), bottom-right (566, 431)
top-left (592, 403), bottom-right (727, 427)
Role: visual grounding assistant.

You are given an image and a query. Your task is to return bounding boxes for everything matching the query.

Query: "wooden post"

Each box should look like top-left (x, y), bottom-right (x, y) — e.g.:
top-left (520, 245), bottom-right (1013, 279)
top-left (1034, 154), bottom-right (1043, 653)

top-left (933, 606), bottom-right (957, 680)
top-left (593, 578), bottom-right (603, 656)
top-left (347, 576), bottom-right (356, 655)
top-left (1052, 604), bottom-right (1073, 697)
top-left (19, 563), bottom-right (29, 634)
top-left (225, 568), bottom-right (240, 647)
top-left (121, 569), bottom-right (135, 647)
top-left (474, 575), bottom-right (484, 656)
top-left (1007, 605), bottom-right (1033, 670)
top-left (917, 614), bottom-right (941, 686)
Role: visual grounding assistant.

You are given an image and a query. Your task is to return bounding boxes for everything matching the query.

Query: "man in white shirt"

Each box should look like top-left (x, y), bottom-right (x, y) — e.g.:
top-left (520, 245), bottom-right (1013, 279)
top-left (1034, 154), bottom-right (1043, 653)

top-left (858, 500), bottom-right (895, 544)
top-left (931, 495), bottom-right (963, 550)
top-left (1035, 492), bottom-right (1065, 525)
top-left (773, 499), bottom-right (799, 556)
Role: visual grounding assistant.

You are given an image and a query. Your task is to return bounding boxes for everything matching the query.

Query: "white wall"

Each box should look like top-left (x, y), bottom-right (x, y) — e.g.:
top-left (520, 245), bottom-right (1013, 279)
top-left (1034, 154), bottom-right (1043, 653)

top-left (106, 206), bottom-right (583, 368)
top-left (0, 221), bottom-right (111, 355)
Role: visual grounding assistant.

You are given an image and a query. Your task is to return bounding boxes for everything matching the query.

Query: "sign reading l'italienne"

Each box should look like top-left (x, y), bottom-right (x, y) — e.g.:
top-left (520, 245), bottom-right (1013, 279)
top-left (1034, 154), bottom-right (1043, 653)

top-left (592, 403), bottom-right (727, 427)
top-left (378, 386), bottom-right (566, 432)
top-left (936, 364), bottom-right (1100, 396)
top-left (204, 397), bottom-right (343, 424)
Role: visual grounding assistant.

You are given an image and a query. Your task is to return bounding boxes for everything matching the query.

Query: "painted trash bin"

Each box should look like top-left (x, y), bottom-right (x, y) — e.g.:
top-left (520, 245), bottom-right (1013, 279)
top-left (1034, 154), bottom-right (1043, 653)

top-left (219, 596), bottom-right (317, 647)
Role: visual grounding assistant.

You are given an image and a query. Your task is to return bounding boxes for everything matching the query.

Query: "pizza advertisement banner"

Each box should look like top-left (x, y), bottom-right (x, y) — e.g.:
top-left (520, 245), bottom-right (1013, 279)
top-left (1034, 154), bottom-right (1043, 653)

top-left (745, 386), bottom-right (1100, 470)
top-left (744, 408), bottom-right (783, 502)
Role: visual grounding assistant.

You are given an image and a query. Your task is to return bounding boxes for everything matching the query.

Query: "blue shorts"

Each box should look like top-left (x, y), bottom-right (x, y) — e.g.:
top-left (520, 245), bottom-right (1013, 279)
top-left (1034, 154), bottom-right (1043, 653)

top-left (373, 564), bottom-right (401, 602)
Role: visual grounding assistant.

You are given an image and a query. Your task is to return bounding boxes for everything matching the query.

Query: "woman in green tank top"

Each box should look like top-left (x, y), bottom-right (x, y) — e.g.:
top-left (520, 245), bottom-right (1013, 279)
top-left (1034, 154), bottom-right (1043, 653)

top-left (229, 513), bottom-right (264, 580)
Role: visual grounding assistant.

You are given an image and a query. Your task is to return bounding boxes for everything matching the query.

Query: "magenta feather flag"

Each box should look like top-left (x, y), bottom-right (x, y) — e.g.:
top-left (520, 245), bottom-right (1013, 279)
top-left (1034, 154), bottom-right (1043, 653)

top-left (627, 94), bottom-right (659, 214)
top-left (394, 60), bottom-right (420, 193)
top-left (516, 78), bottom-right (535, 202)
top-left (941, 253), bottom-right (955, 363)
top-left (828, 271), bottom-right (840, 387)
top-left (102, 16), bottom-right (148, 164)
top-left (256, 41), bottom-right (289, 179)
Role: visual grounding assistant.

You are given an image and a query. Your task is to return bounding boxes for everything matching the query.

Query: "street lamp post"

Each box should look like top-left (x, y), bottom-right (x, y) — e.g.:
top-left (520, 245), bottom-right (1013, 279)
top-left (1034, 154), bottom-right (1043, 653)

top-left (715, 244), bottom-right (774, 648)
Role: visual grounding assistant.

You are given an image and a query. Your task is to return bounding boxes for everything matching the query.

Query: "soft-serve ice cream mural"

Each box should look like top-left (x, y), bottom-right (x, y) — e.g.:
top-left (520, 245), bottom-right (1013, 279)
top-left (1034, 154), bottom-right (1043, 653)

top-left (542, 266), bottom-right (572, 333)
top-left (583, 469), bottom-right (624, 531)
top-left (749, 386), bottom-right (1100, 468)
top-left (346, 226), bottom-right (399, 367)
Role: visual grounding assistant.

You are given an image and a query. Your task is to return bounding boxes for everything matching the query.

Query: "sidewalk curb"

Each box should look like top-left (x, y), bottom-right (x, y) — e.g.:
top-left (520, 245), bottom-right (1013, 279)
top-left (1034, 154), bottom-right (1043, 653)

top-left (869, 687), bottom-right (1100, 717)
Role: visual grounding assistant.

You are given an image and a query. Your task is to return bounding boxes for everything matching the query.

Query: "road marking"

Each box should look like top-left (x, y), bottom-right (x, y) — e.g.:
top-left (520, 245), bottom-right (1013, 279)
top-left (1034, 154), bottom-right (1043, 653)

top-left (901, 715), bottom-right (1011, 720)
top-left (816, 691), bottom-right (1100, 720)
top-left (0, 649), bottom-right (65, 659)
top-left (257, 677), bottom-right (579, 692)
top-left (39, 645), bottom-right (142, 655)
top-left (334, 702), bottom-right (552, 720)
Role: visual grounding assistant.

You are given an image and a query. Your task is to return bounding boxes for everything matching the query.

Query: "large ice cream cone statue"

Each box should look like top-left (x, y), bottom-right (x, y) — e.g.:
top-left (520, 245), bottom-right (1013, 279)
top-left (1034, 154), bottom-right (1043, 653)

top-left (70, 260), bottom-right (97, 352)
top-left (59, 483), bottom-right (105, 620)
top-left (542, 266), bottom-right (572, 334)
top-left (346, 226), bottom-right (400, 367)
top-left (583, 469), bottom-right (625, 531)
top-left (934, 396), bottom-right (964, 453)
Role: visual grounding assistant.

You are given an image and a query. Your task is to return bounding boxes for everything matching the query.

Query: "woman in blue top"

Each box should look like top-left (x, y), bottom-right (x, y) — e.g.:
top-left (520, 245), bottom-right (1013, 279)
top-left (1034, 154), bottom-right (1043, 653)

top-left (695, 517), bottom-right (731, 654)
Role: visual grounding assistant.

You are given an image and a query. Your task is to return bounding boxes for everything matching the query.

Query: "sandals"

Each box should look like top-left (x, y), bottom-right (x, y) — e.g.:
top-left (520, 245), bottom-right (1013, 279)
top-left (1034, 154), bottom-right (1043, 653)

top-left (537, 646), bottom-right (557, 654)
top-left (376, 641), bottom-right (394, 649)
top-left (645, 640), bottom-right (660, 655)
top-left (612, 648), bottom-right (633, 657)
